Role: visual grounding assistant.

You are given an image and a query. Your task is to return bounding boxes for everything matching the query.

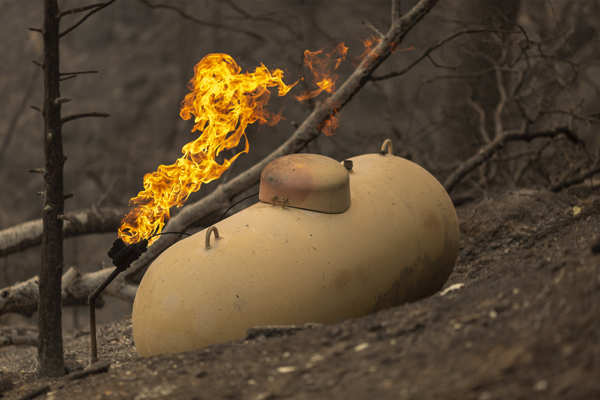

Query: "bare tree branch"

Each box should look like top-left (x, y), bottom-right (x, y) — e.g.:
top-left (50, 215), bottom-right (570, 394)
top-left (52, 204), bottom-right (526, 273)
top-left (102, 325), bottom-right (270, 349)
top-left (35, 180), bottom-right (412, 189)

top-left (0, 207), bottom-right (125, 258)
top-left (136, 0), bottom-right (265, 42)
top-left (0, 69), bottom-right (39, 167)
top-left (59, 0), bottom-right (116, 38)
top-left (0, 266), bottom-right (136, 317)
top-left (444, 127), bottom-right (580, 192)
top-left (222, 0), bottom-right (299, 39)
top-left (59, 70), bottom-right (99, 82)
top-left (61, 112), bottom-right (109, 125)
top-left (371, 29), bottom-right (507, 81)
top-left (58, 2), bottom-right (110, 18)
top-left (124, 0), bottom-right (441, 281)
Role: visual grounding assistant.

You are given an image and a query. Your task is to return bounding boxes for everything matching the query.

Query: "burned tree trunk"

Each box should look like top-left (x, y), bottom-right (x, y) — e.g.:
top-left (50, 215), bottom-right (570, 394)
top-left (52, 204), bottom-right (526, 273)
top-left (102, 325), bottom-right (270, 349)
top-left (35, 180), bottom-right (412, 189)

top-left (39, 0), bottom-right (65, 377)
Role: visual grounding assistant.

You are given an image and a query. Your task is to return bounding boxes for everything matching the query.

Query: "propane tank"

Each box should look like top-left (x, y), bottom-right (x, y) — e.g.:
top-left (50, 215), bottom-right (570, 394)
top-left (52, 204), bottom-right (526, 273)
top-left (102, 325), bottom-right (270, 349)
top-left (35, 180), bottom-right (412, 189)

top-left (132, 140), bottom-right (459, 356)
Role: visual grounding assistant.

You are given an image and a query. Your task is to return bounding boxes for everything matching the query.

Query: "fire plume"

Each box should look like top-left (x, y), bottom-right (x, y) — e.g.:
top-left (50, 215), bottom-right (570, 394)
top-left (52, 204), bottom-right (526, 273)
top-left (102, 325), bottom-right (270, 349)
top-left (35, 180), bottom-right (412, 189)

top-left (296, 42), bottom-right (348, 102)
top-left (118, 53), bottom-right (295, 245)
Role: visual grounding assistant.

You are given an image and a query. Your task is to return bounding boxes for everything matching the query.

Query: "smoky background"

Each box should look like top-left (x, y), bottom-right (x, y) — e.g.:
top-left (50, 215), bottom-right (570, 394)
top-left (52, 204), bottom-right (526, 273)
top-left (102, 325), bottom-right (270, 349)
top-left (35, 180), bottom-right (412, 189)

top-left (0, 0), bottom-right (598, 329)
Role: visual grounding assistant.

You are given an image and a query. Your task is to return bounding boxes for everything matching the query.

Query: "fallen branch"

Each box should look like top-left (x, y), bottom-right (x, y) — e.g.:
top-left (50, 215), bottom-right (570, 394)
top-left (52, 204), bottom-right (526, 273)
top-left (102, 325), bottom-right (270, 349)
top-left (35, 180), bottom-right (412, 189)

top-left (124, 0), bottom-right (440, 281)
top-left (551, 162), bottom-right (600, 192)
top-left (0, 326), bottom-right (39, 347)
top-left (443, 126), bottom-right (580, 193)
top-left (0, 207), bottom-right (125, 258)
top-left (0, 266), bottom-right (136, 316)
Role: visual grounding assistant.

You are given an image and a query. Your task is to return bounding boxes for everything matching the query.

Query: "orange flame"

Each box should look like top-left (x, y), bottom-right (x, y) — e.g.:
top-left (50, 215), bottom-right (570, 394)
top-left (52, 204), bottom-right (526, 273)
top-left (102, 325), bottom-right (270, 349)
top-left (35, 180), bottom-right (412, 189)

top-left (118, 53), bottom-right (295, 245)
top-left (296, 43), bottom-right (348, 135)
top-left (296, 42), bottom-right (348, 102)
top-left (359, 35), bottom-right (382, 61)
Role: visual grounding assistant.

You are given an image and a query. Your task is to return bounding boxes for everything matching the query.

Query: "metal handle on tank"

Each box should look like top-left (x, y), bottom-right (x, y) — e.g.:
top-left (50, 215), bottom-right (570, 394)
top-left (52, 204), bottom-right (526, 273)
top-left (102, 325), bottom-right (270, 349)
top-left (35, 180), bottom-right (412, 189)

top-left (205, 226), bottom-right (221, 249)
top-left (380, 138), bottom-right (393, 155)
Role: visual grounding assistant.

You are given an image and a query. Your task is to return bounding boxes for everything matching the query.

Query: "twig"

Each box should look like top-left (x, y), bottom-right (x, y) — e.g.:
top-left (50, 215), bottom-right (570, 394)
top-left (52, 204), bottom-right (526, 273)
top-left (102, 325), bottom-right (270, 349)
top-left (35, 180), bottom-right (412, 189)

top-left (0, 69), bottom-right (39, 167)
top-left (467, 96), bottom-right (490, 143)
top-left (59, 0), bottom-right (116, 38)
top-left (222, 0), bottom-right (299, 39)
top-left (362, 20), bottom-right (384, 38)
top-left (66, 360), bottom-right (110, 380)
top-left (61, 112), bottom-right (110, 124)
top-left (59, 2), bottom-right (111, 18)
top-left (60, 69), bottom-right (98, 77)
top-left (136, 0), bottom-right (265, 42)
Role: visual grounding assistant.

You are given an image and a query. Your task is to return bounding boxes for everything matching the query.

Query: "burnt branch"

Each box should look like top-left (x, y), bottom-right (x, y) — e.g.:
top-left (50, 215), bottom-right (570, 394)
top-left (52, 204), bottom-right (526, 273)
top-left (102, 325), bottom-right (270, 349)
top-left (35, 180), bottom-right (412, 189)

top-left (61, 112), bottom-right (109, 125)
top-left (0, 207), bottom-right (125, 258)
top-left (0, 266), bottom-right (136, 317)
top-left (444, 127), bottom-right (580, 193)
top-left (59, 0), bottom-right (116, 38)
top-left (136, 0), bottom-right (265, 42)
top-left (124, 0), bottom-right (441, 281)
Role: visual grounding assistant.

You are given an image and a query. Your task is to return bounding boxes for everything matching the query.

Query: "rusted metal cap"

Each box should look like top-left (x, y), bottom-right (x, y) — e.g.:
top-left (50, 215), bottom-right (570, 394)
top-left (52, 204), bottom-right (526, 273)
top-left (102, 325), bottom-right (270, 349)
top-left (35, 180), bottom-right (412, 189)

top-left (259, 153), bottom-right (350, 213)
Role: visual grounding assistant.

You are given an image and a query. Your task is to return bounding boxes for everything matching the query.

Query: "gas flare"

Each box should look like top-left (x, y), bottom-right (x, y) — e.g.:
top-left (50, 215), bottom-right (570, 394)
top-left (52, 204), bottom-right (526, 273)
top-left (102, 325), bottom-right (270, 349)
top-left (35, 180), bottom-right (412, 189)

top-left (118, 53), bottom-right (295, 245)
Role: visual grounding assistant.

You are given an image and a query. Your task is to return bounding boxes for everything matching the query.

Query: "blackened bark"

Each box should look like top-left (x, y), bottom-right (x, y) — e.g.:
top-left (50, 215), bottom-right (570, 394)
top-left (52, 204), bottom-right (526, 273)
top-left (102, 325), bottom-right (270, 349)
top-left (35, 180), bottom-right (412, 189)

top-left (39, 0), bottom-right (65, 377)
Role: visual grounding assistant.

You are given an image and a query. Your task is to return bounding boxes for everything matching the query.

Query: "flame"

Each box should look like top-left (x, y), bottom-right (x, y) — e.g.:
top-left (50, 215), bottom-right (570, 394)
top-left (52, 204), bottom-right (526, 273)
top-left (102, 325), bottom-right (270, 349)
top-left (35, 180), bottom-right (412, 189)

top-left (359, 35), bottom-right (382, 61)
top-left (118, 53), bottom-right (295, 245)
top-left (296, 42), bottom-right (348, 102)
top-left (295, 43), bottom-right (347, 135)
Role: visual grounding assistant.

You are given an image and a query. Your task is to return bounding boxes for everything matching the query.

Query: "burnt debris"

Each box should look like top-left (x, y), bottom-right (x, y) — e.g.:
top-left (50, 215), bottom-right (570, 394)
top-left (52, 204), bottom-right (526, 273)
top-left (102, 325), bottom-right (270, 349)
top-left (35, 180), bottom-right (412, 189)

top-left (107, 238), bottom-right (149, 271)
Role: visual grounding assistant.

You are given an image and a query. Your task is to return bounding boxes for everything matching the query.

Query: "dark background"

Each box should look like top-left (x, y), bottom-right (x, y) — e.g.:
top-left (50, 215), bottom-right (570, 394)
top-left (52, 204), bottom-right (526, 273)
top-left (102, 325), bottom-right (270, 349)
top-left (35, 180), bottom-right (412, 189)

top-left (1, 0), bottom-right (598, 329)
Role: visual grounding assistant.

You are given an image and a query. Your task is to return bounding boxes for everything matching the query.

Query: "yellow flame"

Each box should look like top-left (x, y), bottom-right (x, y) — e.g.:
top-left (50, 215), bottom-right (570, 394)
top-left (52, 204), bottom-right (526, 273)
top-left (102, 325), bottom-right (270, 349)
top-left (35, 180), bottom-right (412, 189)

top-left (118, 53), bottom-right (295, 245)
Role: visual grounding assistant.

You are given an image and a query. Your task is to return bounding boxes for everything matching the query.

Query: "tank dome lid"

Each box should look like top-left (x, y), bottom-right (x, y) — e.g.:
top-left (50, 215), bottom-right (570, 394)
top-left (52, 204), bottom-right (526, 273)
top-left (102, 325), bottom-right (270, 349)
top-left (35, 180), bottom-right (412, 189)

top-left (259, 153), bottom-right (350, 213)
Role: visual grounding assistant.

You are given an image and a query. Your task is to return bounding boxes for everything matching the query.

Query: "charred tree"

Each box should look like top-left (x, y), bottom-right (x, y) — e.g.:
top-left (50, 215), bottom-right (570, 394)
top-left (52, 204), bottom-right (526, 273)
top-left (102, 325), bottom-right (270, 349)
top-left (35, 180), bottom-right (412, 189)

top-left (36, 0), bottom-right (114, 376)
top-left (38, 0), bottom-right (65, 377)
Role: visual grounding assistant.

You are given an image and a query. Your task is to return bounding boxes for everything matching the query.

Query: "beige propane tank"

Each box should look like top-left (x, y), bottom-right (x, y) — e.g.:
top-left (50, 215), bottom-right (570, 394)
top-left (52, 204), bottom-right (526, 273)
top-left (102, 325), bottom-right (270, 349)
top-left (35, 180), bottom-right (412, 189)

top-left (132, 140), bottom-right (459, 356)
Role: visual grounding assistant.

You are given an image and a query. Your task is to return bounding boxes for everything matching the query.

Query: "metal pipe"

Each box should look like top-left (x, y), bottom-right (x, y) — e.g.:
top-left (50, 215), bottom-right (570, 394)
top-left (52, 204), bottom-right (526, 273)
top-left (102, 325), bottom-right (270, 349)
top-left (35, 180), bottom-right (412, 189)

top-left (88, 267), bottom-right (121, 364)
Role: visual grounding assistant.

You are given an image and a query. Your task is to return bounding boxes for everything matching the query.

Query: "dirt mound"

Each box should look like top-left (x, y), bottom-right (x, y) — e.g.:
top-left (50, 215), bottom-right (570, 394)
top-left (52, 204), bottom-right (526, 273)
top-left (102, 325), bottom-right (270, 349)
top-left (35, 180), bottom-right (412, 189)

top-left (1, 187), bottom-right (599, 400)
